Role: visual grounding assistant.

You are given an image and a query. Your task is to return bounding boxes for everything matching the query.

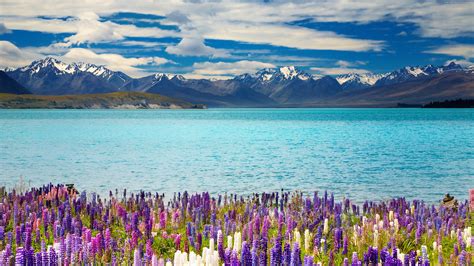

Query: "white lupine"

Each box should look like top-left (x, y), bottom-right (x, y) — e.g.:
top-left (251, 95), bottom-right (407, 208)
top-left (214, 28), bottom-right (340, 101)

top-left (375, 214), bottom-right (380, 223)
top-left (394, 218), bottom-right (399, 232)
top-left (398, 253), bottom-right (405, 262)
top-left (165, 261), bottom-right (172, 266)
top-left (462, 227), bottom-right (472, 248)
top-left (304, 229), bottom-right (311, 253)
top-left (227, 235), bottom-right (233, 249)
top-left (352, 225), bottom-right (359, 246)
top-left (209, 238), bottom-right (214, 254)
top-left (196, 255), bottom-right (202, 266)
top-left (323, 218), bottom-right (329, 234)
top-left (450, 229), bottom-right (455, 239)
top-left (233, 232), bottom-right (241, 252)
top-left (293, 229), bottom-right (301, 247)
top-left (433, 241), bottom-right (437, 252)
top-left (174, 250), bottom-right (181, 266)
top-left (438, 245), bottom-right (442, 253)
top-left (320, 238), bottom-right (326, 253)
top-left (389, 210), bottom-right (394, 221)
top-left (362, 216), bottom-right (367, 227)
top-left (180, 251), bottom-right (188, 266)
top-left (410, 205), bottom-right (415, 215)
top-left (378, 221), bottom-right (384, 229)
top-left (189, 251), bottom-right (196, 265)
top-left (373, 225), bottom-right (379, 247)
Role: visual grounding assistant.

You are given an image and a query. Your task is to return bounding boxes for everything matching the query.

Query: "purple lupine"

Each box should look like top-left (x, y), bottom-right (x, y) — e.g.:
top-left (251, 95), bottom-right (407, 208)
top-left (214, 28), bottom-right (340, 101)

top-left (218, 230), bottom-right (225, 260)
top-left (342, 235), bottom-right (348, 255)
top-left (251, 240), bottom-right (258, 266)
top-left (225, 248), bottom-right (232, 266)
top-left (283, 242), bottom-right (291, 266)
top-left (49, 248), bottom-right (58, 266)
top-left (351, 252), bottom-right (360, 265)
top-left (15, 246), bottom-right (24, 265)
top-left (304, 256), bottom-right (313, 266)
top-left (241, 241), bottom-right (252, 266)
top-left (230, 249), bottom-right (239, 266)
top-left (290, 243), bottom-right (301, 266)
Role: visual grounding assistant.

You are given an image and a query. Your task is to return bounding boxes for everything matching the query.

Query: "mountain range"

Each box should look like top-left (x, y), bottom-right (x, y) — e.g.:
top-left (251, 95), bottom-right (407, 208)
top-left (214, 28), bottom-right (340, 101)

top-left (2, 57), bottom-right (473, 107)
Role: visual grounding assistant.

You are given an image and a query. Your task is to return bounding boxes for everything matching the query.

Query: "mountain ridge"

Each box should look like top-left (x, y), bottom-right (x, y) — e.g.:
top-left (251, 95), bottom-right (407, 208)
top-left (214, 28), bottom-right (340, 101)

top-left (3, 57), bottom-right (473, 107)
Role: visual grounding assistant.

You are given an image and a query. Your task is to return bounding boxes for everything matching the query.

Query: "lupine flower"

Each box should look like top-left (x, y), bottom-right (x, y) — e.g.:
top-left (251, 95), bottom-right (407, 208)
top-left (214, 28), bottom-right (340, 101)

top-left (0, 184), bottom-right (470, 265)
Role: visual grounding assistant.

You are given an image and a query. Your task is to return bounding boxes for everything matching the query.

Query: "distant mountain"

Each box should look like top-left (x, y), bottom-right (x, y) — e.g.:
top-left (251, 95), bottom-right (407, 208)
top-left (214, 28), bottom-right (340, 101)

top-left (0, 70), bottom-right (31, 94)
top-left (4, 58), bottom-right (473, 107)
top-left (231, 66), bottom-right (342, 103)
top-left (335, 62), bottom-right (467, 90)
top-left (314, 71), bottom-right (474, 107)
top-left (373, 63), bottom-right (464, 87)
top-left (5, 57), bottom-right (131, 95)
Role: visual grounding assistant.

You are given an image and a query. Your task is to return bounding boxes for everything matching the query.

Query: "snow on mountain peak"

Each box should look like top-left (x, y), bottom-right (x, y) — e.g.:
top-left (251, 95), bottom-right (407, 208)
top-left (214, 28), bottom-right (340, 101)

top-left (336, 73), bottom-right (386, 86)
top-left (154, 73), bottom-right (178, 81)
top-left (279, 66), bottom-right (298, 79)
top-left (13, 57), bottom-right (124, 79)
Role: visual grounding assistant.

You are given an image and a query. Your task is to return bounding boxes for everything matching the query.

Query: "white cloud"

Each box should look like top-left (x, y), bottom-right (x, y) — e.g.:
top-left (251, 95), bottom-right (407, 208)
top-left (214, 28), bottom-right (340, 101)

top-left (309, 60), bottom-right (371, 75)
top-left (0, 42), bottom-right (169, 77)
top-left (0, 41), bottom-right (41, 68)
top-left (61, 12), bottom-right (124, 46)
top-left (1, 0), bottom-right (472, 43)
top-left (310, 67), bottom-right (371, 75)
top-left (190, 60), bottom-right (276, 79)
top-left (165, 33), bottom-right (230, 57)
top-left (201, 22), bottom-right (383, 52)
top-left (61, 48), bottom-right (169, 77)
top-left (444, 59), bottom-right (473, 68)
top-left (427, 44), bottom-right (474, 59)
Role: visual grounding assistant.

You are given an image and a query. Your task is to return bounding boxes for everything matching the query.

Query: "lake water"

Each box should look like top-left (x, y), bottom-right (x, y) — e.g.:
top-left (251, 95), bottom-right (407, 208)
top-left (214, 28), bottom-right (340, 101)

top-left (0, 108), bottom-right (473, 202)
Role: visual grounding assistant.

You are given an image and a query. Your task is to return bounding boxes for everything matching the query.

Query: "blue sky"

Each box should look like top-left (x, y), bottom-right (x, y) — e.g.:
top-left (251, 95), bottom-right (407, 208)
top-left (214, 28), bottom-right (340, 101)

top-left (0, 0), bottom-right (473, 79)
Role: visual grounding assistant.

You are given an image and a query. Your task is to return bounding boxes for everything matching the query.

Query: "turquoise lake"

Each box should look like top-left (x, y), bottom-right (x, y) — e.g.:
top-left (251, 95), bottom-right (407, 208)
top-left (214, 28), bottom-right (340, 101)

top-left (0, 108), bottom-right (473, 202)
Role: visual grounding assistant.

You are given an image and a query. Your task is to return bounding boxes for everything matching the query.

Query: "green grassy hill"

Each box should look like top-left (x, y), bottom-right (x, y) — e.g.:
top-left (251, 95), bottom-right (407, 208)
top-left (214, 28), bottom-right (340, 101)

top-left (0, 92), bottom-right (206, 109)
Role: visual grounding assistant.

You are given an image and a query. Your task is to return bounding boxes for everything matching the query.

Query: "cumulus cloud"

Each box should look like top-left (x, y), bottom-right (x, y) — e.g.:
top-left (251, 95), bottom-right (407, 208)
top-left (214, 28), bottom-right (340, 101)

top-left (60, 12), bottom-right (124, 46)
top-left (427, 44), bottom-right (474, 59)
top-left (189, 60), bottom-right (275, 79)
top-left (0, 42), bottom-right (170, 77)
top-left (61, 48), bottom-right (169, 77)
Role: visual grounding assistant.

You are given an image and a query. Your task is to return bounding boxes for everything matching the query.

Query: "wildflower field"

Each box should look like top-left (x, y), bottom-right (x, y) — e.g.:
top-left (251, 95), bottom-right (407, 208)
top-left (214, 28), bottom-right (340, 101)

top-left (0, 184), bottom-right (472, 265)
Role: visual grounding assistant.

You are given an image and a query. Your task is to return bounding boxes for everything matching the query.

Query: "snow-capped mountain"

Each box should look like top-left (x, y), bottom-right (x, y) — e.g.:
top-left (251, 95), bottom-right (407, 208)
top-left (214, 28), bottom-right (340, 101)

top-left (336, 73), bottom-right (388, 90)
top-left (3, 58), bottom-right (473, 107)
top-left (373, 62), bottom-right (465, 87)
top-left (231, 66), bottom-right (341, 103)
top-left (5, 57), bottom-right (131, 95)
top-left (336, 62), bottom-right (469, 89)
top-left (236, 66), bottom-right (314, 83)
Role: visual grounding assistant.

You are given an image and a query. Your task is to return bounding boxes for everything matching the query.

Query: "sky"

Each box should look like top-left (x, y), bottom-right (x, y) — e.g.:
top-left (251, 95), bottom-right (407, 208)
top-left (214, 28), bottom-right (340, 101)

top-left (0, 0), bottom-right (473, 79)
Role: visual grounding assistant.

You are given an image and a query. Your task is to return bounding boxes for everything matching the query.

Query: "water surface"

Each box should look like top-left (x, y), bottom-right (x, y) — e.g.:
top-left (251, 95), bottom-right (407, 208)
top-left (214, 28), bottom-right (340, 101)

top-left (0, 108), bottom-right (473, 202)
